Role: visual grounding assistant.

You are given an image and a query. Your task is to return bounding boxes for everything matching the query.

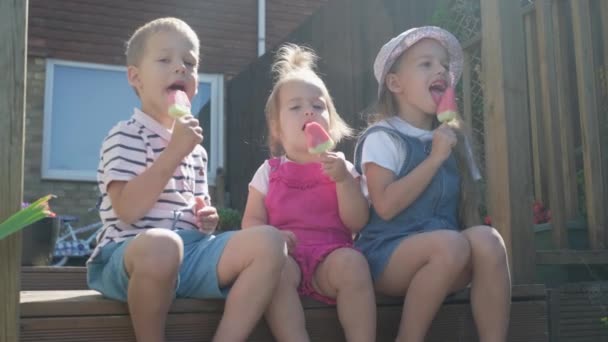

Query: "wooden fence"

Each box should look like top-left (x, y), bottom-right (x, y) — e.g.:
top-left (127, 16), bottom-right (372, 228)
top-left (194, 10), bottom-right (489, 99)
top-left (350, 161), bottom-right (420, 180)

top-left (519, 0), bottom-right (608, 267)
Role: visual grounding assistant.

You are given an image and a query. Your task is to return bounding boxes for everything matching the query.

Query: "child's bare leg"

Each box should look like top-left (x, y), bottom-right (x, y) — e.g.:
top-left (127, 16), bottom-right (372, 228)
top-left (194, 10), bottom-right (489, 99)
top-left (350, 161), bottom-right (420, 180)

top-left (123, 229), bottom-right (184, 342)
top-left (462, 226), bottom-right (511, 342)
top-left (213, 226), bottom-right (286, 341)
top-left (375, 230), bottom-right (471, 342)
top-left (265, 256), bottom-right (309, 342)
top-left (313, 248), bottom-right (376, 342)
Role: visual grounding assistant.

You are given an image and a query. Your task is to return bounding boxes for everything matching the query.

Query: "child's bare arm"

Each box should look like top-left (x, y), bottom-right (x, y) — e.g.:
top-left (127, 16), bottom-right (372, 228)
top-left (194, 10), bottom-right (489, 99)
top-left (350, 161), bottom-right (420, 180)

top-left (107, 146), bottom-right (186, 224)
top-left (335, 174), bottom-right (369, 233)
top-left (366, 159), bottom-right (440, 221)
top-left (321, 153), bottom-right (369, 232)
top-left (241, 187), bottom-right (268, 228)
top-left (367, 125), bottom-right (456, 221)
top-left (108, 115), bottom-right (202, 224)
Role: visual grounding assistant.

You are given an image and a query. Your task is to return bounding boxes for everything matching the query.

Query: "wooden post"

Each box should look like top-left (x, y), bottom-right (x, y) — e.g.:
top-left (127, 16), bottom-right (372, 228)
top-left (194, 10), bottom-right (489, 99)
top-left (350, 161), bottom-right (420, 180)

top-left (0, 0), bottom-right (28, 341)
top-left (552, 1), bottom-right (579, 221)
top-left (480, 0), bottom-right (536, 283)
top-left (571, 0), bottom-right (607, 249)
top-left (535, 0), bottom-right (568, 249)
top-left (523, 10), bottom-right (548, 205)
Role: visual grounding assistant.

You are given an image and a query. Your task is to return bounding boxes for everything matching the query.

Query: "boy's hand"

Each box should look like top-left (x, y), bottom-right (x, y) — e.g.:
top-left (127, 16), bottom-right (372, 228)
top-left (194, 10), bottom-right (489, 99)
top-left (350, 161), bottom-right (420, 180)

top-left (320, 152), bottom-right (350, 183)
top-left (168, 115), bottom-right (203, 159)
top-left (430, 124), bottom-right (457, 163)
top-left (280, 230), bottom-right (297, 254)
top-left (195, 197), bottom-right (218, 234)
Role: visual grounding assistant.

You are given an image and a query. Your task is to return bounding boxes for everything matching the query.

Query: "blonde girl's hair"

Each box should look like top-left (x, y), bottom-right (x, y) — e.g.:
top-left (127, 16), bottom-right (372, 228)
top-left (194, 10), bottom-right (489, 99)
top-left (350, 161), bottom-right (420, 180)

top-left (265, 43), bottom-right (352, 156)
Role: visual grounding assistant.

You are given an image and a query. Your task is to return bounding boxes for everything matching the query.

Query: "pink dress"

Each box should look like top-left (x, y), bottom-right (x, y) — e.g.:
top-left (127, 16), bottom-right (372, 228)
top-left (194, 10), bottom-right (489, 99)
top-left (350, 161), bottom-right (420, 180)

top-left (265, 158), bottom-right (354, 304)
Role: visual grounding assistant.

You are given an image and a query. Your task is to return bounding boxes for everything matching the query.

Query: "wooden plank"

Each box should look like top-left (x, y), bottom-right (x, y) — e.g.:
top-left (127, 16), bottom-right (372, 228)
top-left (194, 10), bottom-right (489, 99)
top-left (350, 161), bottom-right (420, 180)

top-left (0, 1), bottom-right (28, 341)
top-left (21, 267), bottom-right (88, 291)
top-left (350, 0), bottom-right (392, 120)
top-left (552, 0), bottom-right (579, 220)
top-left (480, 0), bottom-right (536, 283)
top-left (600, 0), bottom-right (608, 246)
top-left (599, 0), bottom-right (608, 71)
top-left (570, 0), bottom-right (608, 249)
top-left (535, 0), bottom-right (568, 248)
top-left (21, 284), bottom-right (546, 318)
top-left (21, 290), bottom-right (225, 317)
top-left (21, 266), bottom-right (86, 274)
top-left (536, 249), bottom-right (608, 265)
top-left (20, 299), bottom-right (548, 341)
top-left (312, 0), bottom-right (357, 157)
top-left (524, 10), bottom-right (548, 203)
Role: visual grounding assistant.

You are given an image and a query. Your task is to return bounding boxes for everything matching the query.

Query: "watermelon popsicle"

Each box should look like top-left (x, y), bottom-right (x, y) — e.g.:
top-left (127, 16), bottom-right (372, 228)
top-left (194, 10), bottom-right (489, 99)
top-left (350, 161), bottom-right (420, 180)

top-left (436, 86), bottom-right (457, 123)
top-left (304, 122), bottom-right (335, 154)
top-left (168, 90), bottom-right (191, 118)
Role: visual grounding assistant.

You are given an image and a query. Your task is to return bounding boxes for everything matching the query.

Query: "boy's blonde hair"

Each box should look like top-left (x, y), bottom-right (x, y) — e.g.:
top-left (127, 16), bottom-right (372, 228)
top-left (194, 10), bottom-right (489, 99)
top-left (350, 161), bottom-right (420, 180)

top-left (125, 17), bottom-right (199, 67)
top-left (373, 51), bottom-right (482, 228)
top-left (265, 44), bottom-right (352, 156)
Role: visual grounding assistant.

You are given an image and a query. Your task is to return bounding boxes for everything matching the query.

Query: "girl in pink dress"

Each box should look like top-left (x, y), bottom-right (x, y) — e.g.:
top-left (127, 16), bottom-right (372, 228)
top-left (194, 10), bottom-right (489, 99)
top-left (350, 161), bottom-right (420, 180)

top-left (242, 44), bottom-right (376, 342)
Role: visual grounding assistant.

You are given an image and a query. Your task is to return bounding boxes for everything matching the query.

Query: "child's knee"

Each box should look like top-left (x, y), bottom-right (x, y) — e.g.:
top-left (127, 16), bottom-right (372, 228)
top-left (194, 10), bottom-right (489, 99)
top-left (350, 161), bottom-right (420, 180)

top-left (329, 248), bottom-right (372, 285)
top-left (247, 225), bottom-right (286, 266)
top-left (466, 226), bottom-right (508, 264)
top-left (125, 229), bottom-right (182, 279)
top-left (431, 231), bottom-right (471, 270)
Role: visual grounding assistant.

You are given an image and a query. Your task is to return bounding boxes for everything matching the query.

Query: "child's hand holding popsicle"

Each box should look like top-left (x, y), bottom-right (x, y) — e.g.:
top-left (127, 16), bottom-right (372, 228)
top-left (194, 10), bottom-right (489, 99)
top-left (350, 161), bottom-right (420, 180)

top-left (304, 122), bottom-right (350, 183)
top-left (167, 90), bottom-right (203, 158)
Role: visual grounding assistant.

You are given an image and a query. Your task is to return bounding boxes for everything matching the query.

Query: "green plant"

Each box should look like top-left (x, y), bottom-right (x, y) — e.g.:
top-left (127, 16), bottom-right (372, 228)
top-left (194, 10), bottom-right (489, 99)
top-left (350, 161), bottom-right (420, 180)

top-left (218, 208), bottom-right (242, 232)
top-left (0, 195), bottom-right (55, 240)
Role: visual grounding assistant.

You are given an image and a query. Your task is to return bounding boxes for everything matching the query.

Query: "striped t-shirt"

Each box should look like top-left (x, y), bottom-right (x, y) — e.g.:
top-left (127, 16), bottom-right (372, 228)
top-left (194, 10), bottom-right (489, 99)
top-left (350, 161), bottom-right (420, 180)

top-left (91, 108), bottom-right (210, 260)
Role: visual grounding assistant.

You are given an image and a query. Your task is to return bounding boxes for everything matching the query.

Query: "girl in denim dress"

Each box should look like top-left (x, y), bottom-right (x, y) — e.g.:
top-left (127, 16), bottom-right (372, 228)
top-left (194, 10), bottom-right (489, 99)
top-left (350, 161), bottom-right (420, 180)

top-left (354, 27), bottom-right (511, 342)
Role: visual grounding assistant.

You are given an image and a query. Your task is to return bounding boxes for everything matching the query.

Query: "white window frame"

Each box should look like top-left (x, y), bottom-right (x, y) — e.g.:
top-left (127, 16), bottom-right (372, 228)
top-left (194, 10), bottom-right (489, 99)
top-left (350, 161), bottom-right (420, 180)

top-left (42, 59), bottom-right (225, 185)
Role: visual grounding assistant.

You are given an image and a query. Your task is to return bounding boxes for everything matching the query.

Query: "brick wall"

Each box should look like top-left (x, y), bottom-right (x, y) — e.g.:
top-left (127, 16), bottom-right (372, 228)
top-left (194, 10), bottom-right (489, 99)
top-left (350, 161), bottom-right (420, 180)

top-left (24, 0), bottom-right (327, 222)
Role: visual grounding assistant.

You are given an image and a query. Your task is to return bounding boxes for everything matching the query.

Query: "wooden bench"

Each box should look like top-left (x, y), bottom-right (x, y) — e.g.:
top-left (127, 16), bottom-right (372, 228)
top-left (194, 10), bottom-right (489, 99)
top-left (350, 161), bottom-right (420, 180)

top-left (21, 266), bottom-right (88, 291)
top-left (20, 285), bottom-right (549, 341)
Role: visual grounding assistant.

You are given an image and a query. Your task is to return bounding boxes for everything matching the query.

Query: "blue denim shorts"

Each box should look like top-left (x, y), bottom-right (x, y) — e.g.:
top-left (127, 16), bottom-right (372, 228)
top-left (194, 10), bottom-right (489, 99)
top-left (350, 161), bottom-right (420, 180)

top-left (87, 229), bottom-right (235, 302)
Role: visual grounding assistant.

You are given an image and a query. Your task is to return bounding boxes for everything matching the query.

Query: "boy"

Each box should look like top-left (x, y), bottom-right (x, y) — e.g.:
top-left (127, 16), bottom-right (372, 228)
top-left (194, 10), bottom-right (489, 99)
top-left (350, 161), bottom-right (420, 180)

top-left (87, 17), bottom-right (286, 342)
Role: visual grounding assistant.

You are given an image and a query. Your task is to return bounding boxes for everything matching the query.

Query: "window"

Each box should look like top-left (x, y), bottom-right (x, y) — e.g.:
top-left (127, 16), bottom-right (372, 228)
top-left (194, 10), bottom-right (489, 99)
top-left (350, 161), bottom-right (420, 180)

top-left (42, 59), bottom-right (224, 184)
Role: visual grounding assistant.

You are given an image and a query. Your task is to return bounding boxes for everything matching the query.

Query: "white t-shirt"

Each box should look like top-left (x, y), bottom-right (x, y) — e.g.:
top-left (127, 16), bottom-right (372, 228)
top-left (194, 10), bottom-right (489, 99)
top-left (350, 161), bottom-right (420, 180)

top-left (359, 116), bottom-right (481, 198)
top-left (249, 154), bottom-right (360, 195)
